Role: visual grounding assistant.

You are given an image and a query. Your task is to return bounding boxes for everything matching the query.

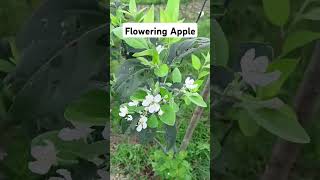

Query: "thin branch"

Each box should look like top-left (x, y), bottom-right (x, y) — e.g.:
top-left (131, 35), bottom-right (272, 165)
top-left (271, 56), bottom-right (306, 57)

top-left (180, 78), bottom-right (210, 151)
top-left (196, 0), bottom-right (208, 23)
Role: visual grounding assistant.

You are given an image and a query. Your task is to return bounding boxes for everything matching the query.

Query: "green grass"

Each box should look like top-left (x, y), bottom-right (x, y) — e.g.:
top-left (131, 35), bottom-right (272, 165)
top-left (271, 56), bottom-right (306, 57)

top-left (111, 105), bottom-right (210, 179)
top-left (111, 143), bottom-right (155, 179)
top-left (120, 0), bottom-right (190, 5)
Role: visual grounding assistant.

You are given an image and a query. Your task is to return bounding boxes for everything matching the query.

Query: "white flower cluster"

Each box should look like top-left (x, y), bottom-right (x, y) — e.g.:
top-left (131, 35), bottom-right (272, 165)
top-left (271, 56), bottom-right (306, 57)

top-left (119, 93), bottom-right (164, 132)
top-left (118, 77), bottom-right (197, 133)
top-left (184, 77), bottom-right (198, 90)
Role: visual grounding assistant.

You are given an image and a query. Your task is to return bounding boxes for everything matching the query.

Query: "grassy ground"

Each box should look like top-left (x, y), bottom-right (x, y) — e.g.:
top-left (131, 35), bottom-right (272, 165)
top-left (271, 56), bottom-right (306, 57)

top-left (110, 107), bottom-right (210, 179)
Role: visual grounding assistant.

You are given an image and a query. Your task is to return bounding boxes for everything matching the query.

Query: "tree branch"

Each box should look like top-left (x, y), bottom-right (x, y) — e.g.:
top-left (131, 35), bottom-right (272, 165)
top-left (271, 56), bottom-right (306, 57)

top-left (180, 78), bottom-right (210, 151)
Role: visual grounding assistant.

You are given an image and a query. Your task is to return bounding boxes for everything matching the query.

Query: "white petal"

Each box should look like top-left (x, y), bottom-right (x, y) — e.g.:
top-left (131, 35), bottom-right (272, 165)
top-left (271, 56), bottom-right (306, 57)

top-left (186, 84), bottom-right (198, 90)
top-left (136, 125), bottom-right (142, 132)
top-left (142, 122), bottom-right (147, 129)
top-left (56, 169), bottom-right (72, 180)
top-left (145, 94), bottom-right (154, 102)
top-left (119, 106), bottom-right (128, 116)
top-left (158, 109), bottom-right (164, 116)
top-left (119, 112), bottom-right (126, 117)
top-left (128, 101), bottom-right (139, 106)
top-left (153, 103), bottom-right (160, 112)
top-left (28, 160), bottom-right (52, 175)
top-left (153, 94), bottom-right (162, 103)
top-left (127, 115), bottom-right (133, 121)
top-left (185, 77), bottom-right (191, 84)
top-left (140, 115), bottom-right (148, 123)
top-left (148, 104), bottom-right (156, 113)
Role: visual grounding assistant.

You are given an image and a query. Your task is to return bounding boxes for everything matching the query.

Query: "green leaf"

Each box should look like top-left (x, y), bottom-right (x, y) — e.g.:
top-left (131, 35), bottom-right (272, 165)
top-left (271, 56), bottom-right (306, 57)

top-left (186, 93), bottom-right (207, 107)
top-left (113, 27), bottom-right (149, 49)
top-left (129, 0), bottom-right (137, 14)
top-left (125, 38), bottom-right (149, 49)
top-left (147, 114), bottom-right (158, 128)
top-left (191, 54), bottom-right (201, 70)
top-left (160, 87), bottom-right (172, 101)
top-left (262, 0), bottom-right (290, 26)
top-left (212, 19), bottom-right (229, 67)
top-left (302, 8), bottom-right (320, 21)
top-left (247, 105), bottom-right (310, 143)
top-left (154, 64), bottom-right (169, 77)
top-left (133, 49), bottom-right (154, 57)
top-left (172, 67), bottom-right (182, 83)
top-left (159, 104), bottom-right (176, 126)
top-left (234, 109), bottom-right (259, 136)
top-left (144, 5), bottom-right (154, 23)
top-left (152, 49), bottom-right (160, 65)
top-left (137, 57), bottom-right (152, 66)
top-left (281, 30), bottom-right (320, 56)
top-left (257, 58), bottom-right (298, 98)
top-left (184, 96), bottom-right (191, 105)
top-left (130, 89), bottom-right (147, 101)
top-left (0, 59), bottom-right (15, 73)
top-left (198, 71), bottom-right (209, 79)
top-left (165, 0), bottom-right (180, 22)
top-left (64, 90), bottom-right (107, 126)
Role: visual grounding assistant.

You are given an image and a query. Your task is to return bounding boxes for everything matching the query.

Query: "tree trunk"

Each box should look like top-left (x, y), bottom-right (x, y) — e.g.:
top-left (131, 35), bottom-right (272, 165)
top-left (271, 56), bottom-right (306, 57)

top-left (260, 41), bottom-right (320, 180)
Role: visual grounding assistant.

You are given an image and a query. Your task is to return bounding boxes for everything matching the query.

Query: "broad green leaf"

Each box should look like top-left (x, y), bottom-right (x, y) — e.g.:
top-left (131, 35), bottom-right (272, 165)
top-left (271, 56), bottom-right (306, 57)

top-left (184, 96), bottom-right (191, 105)
top-left (281, 30), bottom-right (320, 56)
top-left (198, 71), bottom-right (209, 79)
top-left (247, 105), bottom-right (310, 143)
top-left (302, 8), bottom-right (320, 21)
top-left (212, 19), bottom-right (229, 67)
top-left (64, 90), bottom-right (107, 126)
top-left (113, 27), bottom-right (149, 49)
top-left (0, 59), bottom-right (15, 73)
top-left (137, 57), bottom-right (152, 66)
top-left (257, 58), bottom-right (298, 98)
top-left (133, 49), bottom-right (153, 57)
top-left (160, 87), bottom-right (172, 101)
top-left (129, 0), bottom-right (137, 14)
top-left (172, 67), bottom-right (182, 83)
top-left (159, 104), bottom-right (176, 126)
top-left (159, 7), bottom-right (167, 23)
top-left (144, 5), bottom-right (154, 23)
top-left (147, 114), bottom-right (158, 128)
top-left (165, 0), bottom-right (180, 22)
top-left (171, 101), bottom-right (179, 112)
top-left (262, 0), bottom-right (290, 26)
top-left (152, 49), bottom-right (160, 65)
top-left (235, 109), bottom-right (259, 136)
top-left (130, 89), bottom-right (147, 101)
top-left (154, 64), bottom-right (169, 77)
top-left (110, 14), bottom-right (119, 26)
top-left (124, 38), bottom-right (149, 49)
top-left (186, 93), bottom-right (207, 107)
top-left (135, 8), bottom-right (147, 22)
top-left (191, 54), bottom-right (201, 70)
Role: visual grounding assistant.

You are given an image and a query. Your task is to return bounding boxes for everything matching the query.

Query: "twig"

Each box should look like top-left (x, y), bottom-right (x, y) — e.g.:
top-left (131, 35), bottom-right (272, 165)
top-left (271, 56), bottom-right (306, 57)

top-left (220, 121), bottom-right (235, 146)
top-left (196, 0), bottom-right (208, 23)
